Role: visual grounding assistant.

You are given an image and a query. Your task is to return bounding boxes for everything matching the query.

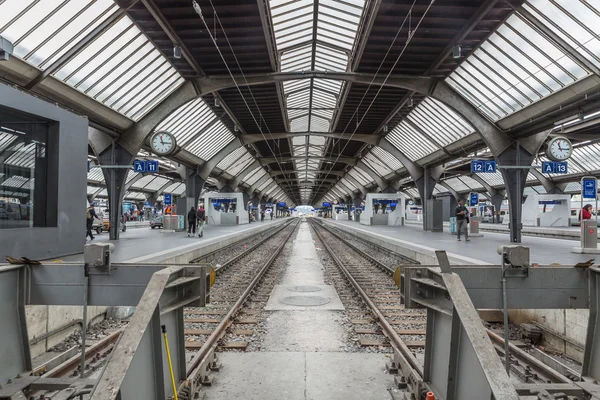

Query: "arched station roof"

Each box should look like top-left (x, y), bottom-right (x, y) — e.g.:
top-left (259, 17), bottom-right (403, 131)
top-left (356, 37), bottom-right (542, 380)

top-left (0, 0), bottom-right (599, 206)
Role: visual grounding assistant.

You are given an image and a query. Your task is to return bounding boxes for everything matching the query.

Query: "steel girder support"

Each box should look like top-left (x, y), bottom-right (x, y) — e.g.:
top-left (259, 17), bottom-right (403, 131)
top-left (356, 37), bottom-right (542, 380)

top-left (154, 180), bottom-right (175, 198)
top-left (259, 156), bottom-right (357, 165)
top-left (247, 174), bottom-right (271, 196)
top-left (230, 160), bottom-right (261, 189)
top-left (124, 173), bottom-right (144, 192)
top-left (416, 165), bottom-right (445, 231)
top-left (88, 187), bottom-right (105, 203)
top-left (270, 169), bottom-right (344, 177)
top-left (356, 160), bottom-right (386, 192)
top-left (496, 130), bottom-right (552, 242)
top-left (530, 169), bottom-right (567, 194)
top-left (439, 181), bottom-right (463, 203)
top-left (197, 140), bottom-right (242, 181)
top-left (239, 132), bottom-right (379, 146)
top-left (344, 174), bottom-right (368, 196)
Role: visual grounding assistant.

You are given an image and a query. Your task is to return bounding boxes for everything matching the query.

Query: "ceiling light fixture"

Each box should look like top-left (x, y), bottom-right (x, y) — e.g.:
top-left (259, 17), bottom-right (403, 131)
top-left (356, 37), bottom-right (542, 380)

top-left (383, 125), bottom-right (389, 133)
top-left (453, 44), bottom-right (462, 59)
top-left (214, 96), bottom-right (221, 107)
top-left (408, 97), bottom-right (414, 108)
top-left (173, 44), bottom-right (182, 59)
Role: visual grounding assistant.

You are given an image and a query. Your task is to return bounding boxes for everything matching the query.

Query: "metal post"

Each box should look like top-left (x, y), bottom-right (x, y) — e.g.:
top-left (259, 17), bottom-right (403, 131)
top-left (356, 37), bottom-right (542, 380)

top-left (501, 256), bottom-right (510, 375)
top-left (515, 140), bottom-right (521, 243)
top-left (423, 165), bottom-right (429, 231)
top-left (110, 140), bottom-right (117, 240)
top-left (80, 264), bottom-right (89, 388)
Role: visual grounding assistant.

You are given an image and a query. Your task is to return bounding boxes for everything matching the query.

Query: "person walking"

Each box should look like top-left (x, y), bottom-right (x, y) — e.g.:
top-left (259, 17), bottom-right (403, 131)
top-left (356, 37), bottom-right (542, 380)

top-left (197, 204), bottom-right (206, 237)
top-left (187, 206), bottom-right (197, 237)
top-left (260, 209), bottom-right (265, 222)
top-left (455, 199), bottom-right (470, 242)
top-left (86, 204), bottom-right (100, 240)
top-left (580, 204), bottom-right (593, 225)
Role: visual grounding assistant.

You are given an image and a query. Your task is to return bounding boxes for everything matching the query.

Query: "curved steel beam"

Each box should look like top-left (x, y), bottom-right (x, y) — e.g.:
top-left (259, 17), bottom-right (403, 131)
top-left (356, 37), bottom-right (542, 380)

top-left (259, 156), bottom-right (357, 165)
top-left (240, 132), bottom-right (379, 146)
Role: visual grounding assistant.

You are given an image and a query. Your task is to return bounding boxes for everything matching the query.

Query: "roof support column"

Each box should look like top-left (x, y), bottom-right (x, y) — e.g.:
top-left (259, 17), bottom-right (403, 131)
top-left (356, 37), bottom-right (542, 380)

top-left (495, 130), bottom-right (551, 243)
top-left (530, 170), bottom-right (567, 194)
top-left (417, 165), bottom-right (444, 231)
top-left (184, 168), bottom-right (205, 220)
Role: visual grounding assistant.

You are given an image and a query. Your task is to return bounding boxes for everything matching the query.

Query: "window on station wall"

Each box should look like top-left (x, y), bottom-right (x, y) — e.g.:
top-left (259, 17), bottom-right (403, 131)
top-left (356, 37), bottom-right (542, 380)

top-left (0, 106), bottom-right (54, 229)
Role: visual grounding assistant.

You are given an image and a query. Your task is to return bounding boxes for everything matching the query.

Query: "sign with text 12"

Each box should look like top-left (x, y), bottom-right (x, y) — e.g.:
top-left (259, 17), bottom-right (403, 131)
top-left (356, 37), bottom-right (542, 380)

top-left (471, 160), bottom-right (496, 173)
top-left (582, 177), bottom-right (597, 199)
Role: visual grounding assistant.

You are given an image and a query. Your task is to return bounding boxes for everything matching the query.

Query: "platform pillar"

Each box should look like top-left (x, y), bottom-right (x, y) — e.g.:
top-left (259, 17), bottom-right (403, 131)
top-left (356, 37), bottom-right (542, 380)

top-left (98, 144), bottom-right (135, 240)
top-left (416, 166), bottom-right (443, 231)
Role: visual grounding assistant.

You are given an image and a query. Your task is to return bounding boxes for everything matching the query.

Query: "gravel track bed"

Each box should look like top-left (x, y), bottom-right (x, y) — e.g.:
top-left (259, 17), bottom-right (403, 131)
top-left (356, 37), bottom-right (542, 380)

top-left (311, 221), bottom-right (427, 356)
top-left (185, 222), bottom-right (299, 356)
top-left (191, 223), bottom-right (290, 267)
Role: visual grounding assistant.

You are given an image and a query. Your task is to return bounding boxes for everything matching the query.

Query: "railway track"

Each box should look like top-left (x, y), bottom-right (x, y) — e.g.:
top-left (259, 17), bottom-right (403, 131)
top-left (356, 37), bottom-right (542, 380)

top-left (308, 219), bottom-right (427, 363)
top-left (184, 218), bottom-right (300, 386)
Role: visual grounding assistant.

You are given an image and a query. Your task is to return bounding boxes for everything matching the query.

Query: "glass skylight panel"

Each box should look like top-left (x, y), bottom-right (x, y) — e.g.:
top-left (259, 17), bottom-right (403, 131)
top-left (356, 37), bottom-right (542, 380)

top-left (371, 147), bottom-right (403, 171)
top-left (458, 176), bottom-right (484, 190)
top-left (131, 175), bottom-right (156, 189)
top-left (317, 0), bottom-right (364, 51)
top-left (523, 0), bottom-right (600, 68)
top-left (527, 172), bottom-right (538, 182)
top-left (361, 154), bottom-right (388, 177)
top-left (404, 188), bottom-right (419, 199)
top-left (87, 168), bottom-right (105, 183)
top-left (258, 178), bottom-right (273, 192)
top-left (386, 121), bottom-right (439, 161)
top-left (281, 44), bottom-right (312, 72)
top-left (434, 184), bottom-right (449, 194)
top-left (565, 182), bottom-right (581, 193)
top-left (87, 186), bottom-right (100, 195)
top-left (340, 178), bottom-right (357, 192)
top-left (218, 150), bottom-right (255, 177)
top-left (408, 98), bottom-right (475, 146)
top-left (314, 44), bottom-right (347, 71)
top-left (0, 0), bottom-right (116, 67)
top-left (244, 167), bottom-right (266, 186)
top-left (570, 142), bottom-right (600, 171)
top-left (0, 1), bottom-right (184, 121)
top-left (447, 11), bottom-right (590, 121)
top-left (186, 121), bottom-right (234, 161)
top-left (172, 183), bottom-right (186, 196)
top-left (291, 115), bottom-right (310, 132)
top-left (144, 176), bottom-right (170, 191)
top-left (154, 99), bottom-right (217, 146)
top-left (162, 182), bottom-right (181, 195)
top-left (444, 177), bottom-right (471, 193)
top-left (476, 170), bottom-right (504, 187)
top-left (348, 168), bottom-right (369, 186)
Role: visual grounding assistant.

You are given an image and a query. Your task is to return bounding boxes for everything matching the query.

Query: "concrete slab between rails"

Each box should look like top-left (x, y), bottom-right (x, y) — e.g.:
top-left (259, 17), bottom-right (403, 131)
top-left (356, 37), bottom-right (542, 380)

top-left (202, 352), bottom-right (393, 400)
top-left (265, 285), bottom-right (345, 310)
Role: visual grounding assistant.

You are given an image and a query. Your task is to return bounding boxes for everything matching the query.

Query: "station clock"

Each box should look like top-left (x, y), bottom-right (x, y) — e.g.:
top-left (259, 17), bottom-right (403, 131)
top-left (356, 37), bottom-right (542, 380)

top-left (150, 131), bottom-right (177, 156)
top-left (545, 136), bottom-right (573, 162)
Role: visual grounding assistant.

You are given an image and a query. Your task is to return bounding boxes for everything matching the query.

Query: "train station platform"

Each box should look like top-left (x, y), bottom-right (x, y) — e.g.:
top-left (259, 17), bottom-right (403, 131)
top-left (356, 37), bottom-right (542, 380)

top-left (405, 220), bottom-right (590, 241)
top-left (50, 218), bottom-right (290, 264)
top-left (323, 219), bottom-right (591, 266)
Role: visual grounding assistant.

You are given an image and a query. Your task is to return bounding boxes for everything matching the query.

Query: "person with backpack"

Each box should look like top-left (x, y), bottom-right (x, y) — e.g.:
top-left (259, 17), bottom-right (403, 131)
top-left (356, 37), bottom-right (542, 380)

top-left (86, 204), bottom-right (100, 240)
top-left (187, 206), bottom-right (197, 237)
top-left (197, 204), bottom-right (206, 237)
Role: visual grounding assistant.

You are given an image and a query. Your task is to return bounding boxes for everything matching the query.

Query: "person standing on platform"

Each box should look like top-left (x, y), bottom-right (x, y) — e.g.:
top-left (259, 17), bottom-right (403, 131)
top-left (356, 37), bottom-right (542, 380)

top-left (187, 206), bottom-right (197, 237)
top-left (260, 209), bottom-right (265, 222)
top-left (455, 199), bottom-right (470, 242)
top-left (197, 204), bottom-right (205, 238)
top-left (580, 204), bottom-right (593, 225)
top-left (86, 204), bottom-right (100, 240)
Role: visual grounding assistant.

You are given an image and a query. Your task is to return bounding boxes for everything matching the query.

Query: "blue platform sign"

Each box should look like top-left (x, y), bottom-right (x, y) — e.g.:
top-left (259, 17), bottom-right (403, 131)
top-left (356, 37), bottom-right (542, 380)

top-left (277, 202), bottom-right (286, 207)
top-left (582, 178), bottom-right (597, 199)
top-left (555, 162), bottom-right (568, 174)
top-left (471, 160), bottom-right (484, 173)
top-left (470, 193), bottom-right (479, 206)
top-left (322, 202), bottom-right (331, 207)
top-left (133, 160), bottom-right (146, 173)
top-left (484, 160), bottom-right (497, 173)
top-left (164, 193), bottom-right (173, 205)
top-left (542, 161), bottom-right (555, 174)
top-left (147, 160), bottom-right (159, 173)
top-left (471, 160), bottom-right (496, 173)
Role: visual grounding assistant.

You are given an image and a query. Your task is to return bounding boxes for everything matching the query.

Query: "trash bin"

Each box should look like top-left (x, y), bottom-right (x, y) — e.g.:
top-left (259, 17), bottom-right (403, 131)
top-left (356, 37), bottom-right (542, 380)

top-left (581, 220), bottom-right (598, 249)
top-left (469, 216), bottom-right (484, 237)
top-left (449, 217), bottom-right (457, 235)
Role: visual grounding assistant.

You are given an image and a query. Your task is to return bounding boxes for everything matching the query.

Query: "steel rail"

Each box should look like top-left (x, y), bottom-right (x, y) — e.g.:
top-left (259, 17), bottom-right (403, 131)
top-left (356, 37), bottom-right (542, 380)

top-left (308, 219), bottom-right (424, 377)
top-left (189, 219), bottom-right (295, 266)
top-left (186, 218), bottom-right (300, 385)
top-left (310, 219), bottom-right (417, 274)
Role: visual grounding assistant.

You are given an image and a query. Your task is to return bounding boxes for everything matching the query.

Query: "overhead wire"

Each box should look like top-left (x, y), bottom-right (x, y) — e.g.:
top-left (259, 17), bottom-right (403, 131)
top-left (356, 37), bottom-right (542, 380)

top-left (314, 0), bottom-right (435, 204)
top-left (193, 0), bottom-right (301, 205)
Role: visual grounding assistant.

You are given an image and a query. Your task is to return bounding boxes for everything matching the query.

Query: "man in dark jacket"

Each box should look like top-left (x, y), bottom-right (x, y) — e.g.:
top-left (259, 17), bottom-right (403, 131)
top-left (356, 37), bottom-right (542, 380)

top-left (455, 199), bottom-right (470, 242)
top-left (196, 205), bottom-right (206, 237)
top-left (86, 204), bottom-right (100, 240)
top-left (187, 206), bottom-right (197, 237)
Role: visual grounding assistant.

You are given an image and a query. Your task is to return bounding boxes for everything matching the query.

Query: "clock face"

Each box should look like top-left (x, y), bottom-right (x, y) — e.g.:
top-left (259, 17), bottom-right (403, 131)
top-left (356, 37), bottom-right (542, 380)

top-left (547, 137), bottom-right (572, 161)
top-left (150, 132), bottom-right (176, 155)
